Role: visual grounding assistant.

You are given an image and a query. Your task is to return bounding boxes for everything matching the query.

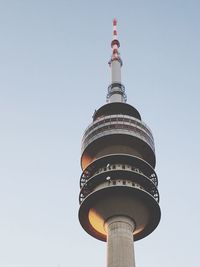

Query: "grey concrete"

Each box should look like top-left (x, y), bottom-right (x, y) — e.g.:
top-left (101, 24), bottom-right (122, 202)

top-left (109, 60), bottom-right (124, 103)
top-left (105, 216), bottom-right (136, 267)
top-left (111, 60), bottom-right (121, 83)
top-left (109, 92), bottom-right (123, 103)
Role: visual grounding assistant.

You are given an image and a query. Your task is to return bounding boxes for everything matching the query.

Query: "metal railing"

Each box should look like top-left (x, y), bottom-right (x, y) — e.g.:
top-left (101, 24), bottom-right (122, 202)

top-left (79, 176), bottom-right (159, 204)
top-left (83, 115), bottom-right (153, 141)
top-left (81, 115), bottom-right (155, 153)
top-left (106, 83), bottom-right (127, 102)
top-left (80, 164), bottom-right (158, 188)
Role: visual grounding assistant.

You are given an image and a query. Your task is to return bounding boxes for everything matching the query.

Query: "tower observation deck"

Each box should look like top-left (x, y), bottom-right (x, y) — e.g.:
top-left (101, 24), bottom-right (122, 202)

top-left (78, 19), bottom-right (161, 267)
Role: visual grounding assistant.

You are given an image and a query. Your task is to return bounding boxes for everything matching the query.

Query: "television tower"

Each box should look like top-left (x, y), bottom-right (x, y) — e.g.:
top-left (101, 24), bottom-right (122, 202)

top-left (78, 19), bottom-right (161, 267)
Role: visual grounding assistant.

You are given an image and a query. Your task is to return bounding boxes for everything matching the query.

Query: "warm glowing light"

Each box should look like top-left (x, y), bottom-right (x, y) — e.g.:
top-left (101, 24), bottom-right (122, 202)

top-left (88, 208), bottom-right (106, 236)
top-left (88, 208), bottom-right (144, 237)
top-left (81, 153), bottom-right (93, 169)
top-left (134, 225), bottom-right (145, 235)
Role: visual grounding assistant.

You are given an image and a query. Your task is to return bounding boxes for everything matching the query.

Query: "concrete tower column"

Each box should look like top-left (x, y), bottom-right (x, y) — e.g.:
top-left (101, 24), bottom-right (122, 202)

top-left (109, 59), bottom-right (124, 103)
top-left (105, 216), bottom-right (136, 267)
top-left (111, 60), bottom-right (121, 83)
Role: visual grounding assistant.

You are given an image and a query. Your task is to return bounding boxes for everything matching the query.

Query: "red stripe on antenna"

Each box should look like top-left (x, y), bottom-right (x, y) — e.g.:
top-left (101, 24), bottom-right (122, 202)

top-left (113, 18), bottom-right (117, 26)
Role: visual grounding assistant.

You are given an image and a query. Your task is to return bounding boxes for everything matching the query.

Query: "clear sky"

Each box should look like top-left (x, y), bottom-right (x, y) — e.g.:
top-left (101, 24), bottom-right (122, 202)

top-left (0, 0), bottom-right (200, 267)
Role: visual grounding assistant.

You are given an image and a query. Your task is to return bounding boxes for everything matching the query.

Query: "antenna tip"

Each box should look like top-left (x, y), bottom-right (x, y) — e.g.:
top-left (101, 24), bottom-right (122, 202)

top-left (113, 18), bottom-right (117, 26)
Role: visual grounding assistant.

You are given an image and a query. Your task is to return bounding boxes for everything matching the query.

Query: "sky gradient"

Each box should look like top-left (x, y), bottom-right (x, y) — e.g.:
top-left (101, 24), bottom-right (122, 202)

top-left (0, 1), bottom-right (200, 267)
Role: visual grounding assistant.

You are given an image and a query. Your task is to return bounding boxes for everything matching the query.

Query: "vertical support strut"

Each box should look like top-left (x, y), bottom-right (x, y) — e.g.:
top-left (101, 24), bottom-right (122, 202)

top-left (106, 216), bottom-right (136, 267)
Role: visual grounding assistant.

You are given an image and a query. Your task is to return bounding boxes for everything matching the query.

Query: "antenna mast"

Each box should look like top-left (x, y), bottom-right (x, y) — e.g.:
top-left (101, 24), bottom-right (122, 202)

top-left (107, 19), bottom-right (126, 103)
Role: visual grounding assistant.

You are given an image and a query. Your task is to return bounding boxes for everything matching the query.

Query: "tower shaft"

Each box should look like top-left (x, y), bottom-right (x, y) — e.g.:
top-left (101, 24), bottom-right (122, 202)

top-left (106, 216), bottom-right (136, 267)
top-left (111, 60), bottom-right (121, 84)
top-left (109, 59), bottom-right (123, 103)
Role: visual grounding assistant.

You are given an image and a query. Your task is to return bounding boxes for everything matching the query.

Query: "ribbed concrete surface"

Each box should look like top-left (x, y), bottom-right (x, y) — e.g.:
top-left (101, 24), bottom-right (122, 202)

top-left (106, 216), bottom-right (135, 267)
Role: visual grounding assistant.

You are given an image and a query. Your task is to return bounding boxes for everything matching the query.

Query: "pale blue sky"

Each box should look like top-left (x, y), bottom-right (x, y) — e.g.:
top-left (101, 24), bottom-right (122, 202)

top-left (0, 0), bottom-right (200, 267)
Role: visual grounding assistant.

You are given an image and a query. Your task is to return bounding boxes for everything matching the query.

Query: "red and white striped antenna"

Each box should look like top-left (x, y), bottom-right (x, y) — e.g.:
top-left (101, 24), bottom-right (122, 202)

top-left (112, 18), bottom-right (118, 41)
top-left (107, 19), bottom-right (126, 103)
top-left (109, 18), bottom-right (122, 65)
top-left (111, 18), bottom-right (120, 60)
